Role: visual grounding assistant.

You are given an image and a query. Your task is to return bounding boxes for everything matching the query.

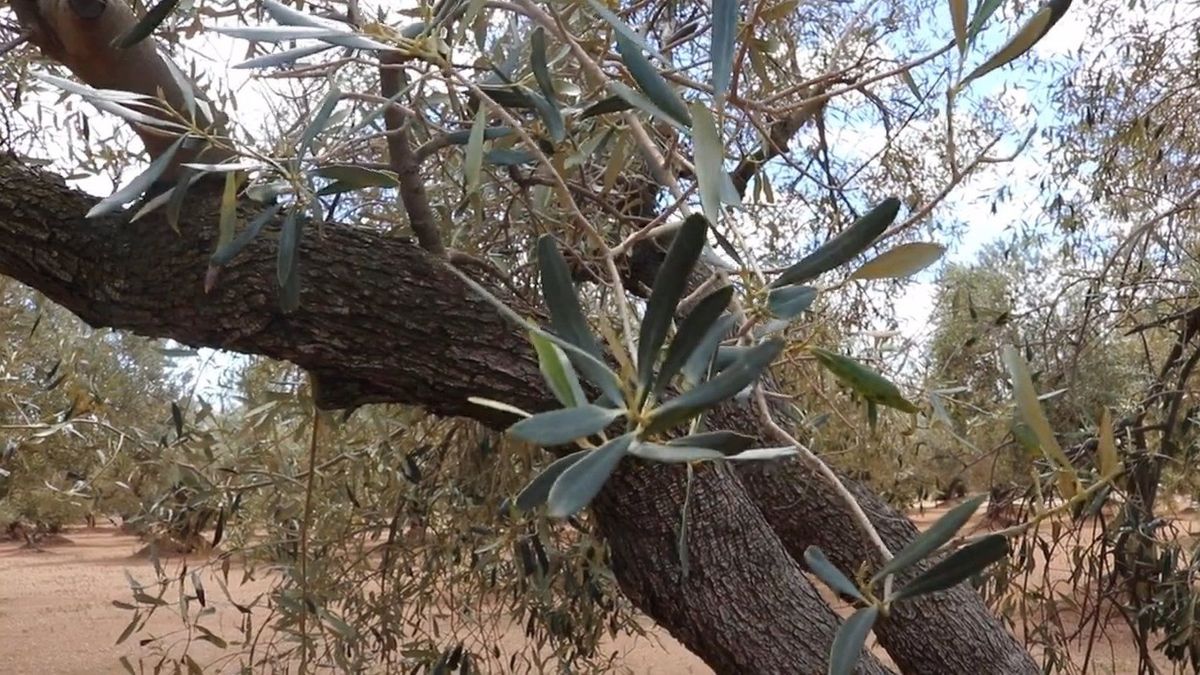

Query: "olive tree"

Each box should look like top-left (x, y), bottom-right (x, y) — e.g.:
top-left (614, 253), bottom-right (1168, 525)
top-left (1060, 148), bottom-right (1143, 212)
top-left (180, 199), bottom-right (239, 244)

top-left (0, 0), bottom-right (1084, 672)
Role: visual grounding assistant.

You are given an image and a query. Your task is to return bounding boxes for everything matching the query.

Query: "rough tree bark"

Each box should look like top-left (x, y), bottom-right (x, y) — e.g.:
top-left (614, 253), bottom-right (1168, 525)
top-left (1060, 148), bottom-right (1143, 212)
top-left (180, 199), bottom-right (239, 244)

top-left (1, 1), bottom-right (1038, 673)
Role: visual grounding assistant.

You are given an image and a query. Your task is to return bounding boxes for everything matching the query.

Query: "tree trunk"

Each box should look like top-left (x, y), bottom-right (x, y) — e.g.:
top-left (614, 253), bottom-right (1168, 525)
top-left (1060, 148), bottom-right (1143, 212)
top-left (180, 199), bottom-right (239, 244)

top-left (740, 462), bottom-right (1038, 675)
top-left (595, 462), bottom-right (890, 674)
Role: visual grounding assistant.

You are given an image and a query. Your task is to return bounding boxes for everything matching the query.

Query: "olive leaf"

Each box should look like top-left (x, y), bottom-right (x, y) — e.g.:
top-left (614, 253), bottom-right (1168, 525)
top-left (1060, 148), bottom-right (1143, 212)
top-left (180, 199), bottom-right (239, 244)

top-left (710, 0), bottom-right (739, 97)
top-left (773, 197), bottom-right (901, 287)
top-left (828, 607), bottom-right (878, 675)
top-left (646, 339), bottom-right (784, 434)
top-left (614, 34), bottom-right (691, 128)
top-left (804, 546), bottom-right (864, 601)
top-left (114, 0), bottom-right (180, 48)
top-left (637, 215), bottom-right (709, 398)
top-left (691, 103), bottom-right (726, 227)
top-left (811, 348), bottom-right (917, 414)
top-left (1096, 408), bottom-right (1120, 477)
top-left (547, 433), bottom-right (634, 517)
top-left (960, 0), bottom-right (1073, 88)
top-left (893, 535), bottom-right (1009, 600)
top-left (872, 494), bottom-right (987, 583)
top-left (513, 449), bottom-right (589, 511)
top-left (653, 286), bottom-right (734, 399)
top-left (849, 242), bottom-right (945, 280)
top-left (507, 405), bottom-right (624, 446)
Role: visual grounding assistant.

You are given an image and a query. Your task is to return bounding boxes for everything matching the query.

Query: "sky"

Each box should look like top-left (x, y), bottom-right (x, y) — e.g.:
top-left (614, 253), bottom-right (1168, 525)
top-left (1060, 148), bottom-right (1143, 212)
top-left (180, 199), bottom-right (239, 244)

top-left (7, 0), bottom-right (1122, 404)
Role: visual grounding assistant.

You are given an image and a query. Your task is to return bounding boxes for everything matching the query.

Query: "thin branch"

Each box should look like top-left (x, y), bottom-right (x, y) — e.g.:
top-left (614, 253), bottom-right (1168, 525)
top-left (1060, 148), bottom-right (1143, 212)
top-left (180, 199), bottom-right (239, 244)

top-left (378, 59), bottom-right (446, 257)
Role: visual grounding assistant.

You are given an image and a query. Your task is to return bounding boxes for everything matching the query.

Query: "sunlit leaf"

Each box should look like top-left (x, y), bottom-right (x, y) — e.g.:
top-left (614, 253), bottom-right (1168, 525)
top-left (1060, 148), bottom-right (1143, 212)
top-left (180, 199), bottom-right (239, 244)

top-left (313, 165), bottom-right (400, 194)
top-left (811, 347), bottom-right (917, 414)
top-left (468, 396), bottom-right (532, 419)
top-left (531, 331), bottom-right (586, 407)
top-left (850, 242), bottom-right (946, 280)
top-left (234, 44), bottom-right (334, 70)
top-left (960, 0), bottom-right (1073, 88)
top-left (1097, 408), bottom-right (1120, 476)
top-left (629, 442), bottom-right (723, 463)
top-left (211, 26), bottom-right (348, 41)
top-left (691, 103), bottom-right (725, 226)
top-left (710, 0), bottom-right (739, 97)
top-left (667, 430), bottom-right (756, 455)
top-left (638, 215), bottom-right (709, 397)
top-left (773, 197), bottom-right (901, 287)
top-left (1002, 345), bottom-right (1076, 472)
top-left (724, 446), bottom-right (798, 460)
top-left (949, 0), bottom-right (969, 53)
top-left (448, 264), bottom-right (622, 404)
top-left (508, 404), bottom-right (624, 446)
top-left (547, 433), bottom-right (634, 517)
top-left (872, 494), bottom-right (987, 583)
top-left (463, 108), bottom-right (489, 193)
top-left (828, 607), bottom-right (878, 675)
top-left (216, 170), bottom-right (239, 254)
top-left (893, 535), bottom-right (1009, 600)
top-left (180, 161), bottom-right (264, 172)
top-left (261, 0), bottom-right (393, 51)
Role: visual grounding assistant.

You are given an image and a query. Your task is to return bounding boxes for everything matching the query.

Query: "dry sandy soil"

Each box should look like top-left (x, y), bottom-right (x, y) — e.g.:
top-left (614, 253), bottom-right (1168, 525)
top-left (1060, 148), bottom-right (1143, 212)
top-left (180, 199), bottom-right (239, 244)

top-left (3, 503), bottom-right (1197, 674)
top-left (0, 526), bottom-right (708, 674)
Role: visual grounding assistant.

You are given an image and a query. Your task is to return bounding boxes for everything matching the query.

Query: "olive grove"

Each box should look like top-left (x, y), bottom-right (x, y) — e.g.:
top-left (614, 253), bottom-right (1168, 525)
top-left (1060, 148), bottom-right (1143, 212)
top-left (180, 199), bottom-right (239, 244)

top-left (3, 0), bottom-right (1200, 673)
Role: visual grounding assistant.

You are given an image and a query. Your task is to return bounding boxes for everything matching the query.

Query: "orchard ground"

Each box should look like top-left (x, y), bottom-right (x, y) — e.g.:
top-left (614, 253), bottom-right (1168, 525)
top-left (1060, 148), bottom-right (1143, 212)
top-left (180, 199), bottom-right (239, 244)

top-left (3, 500), bottom-right (1196, 674)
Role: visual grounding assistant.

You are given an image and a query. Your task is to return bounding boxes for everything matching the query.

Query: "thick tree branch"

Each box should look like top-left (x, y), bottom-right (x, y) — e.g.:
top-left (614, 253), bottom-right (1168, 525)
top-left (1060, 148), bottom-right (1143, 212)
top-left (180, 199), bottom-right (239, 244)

top-left (11, 0), bottom-right (230, 173)
top-left (0, 154), bottom-right (888, 674)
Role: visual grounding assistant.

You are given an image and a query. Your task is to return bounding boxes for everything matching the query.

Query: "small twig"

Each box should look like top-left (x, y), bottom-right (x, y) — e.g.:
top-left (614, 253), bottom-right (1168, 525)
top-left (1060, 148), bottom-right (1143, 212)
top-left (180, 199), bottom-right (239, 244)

top-left (298, 402), bottom-right (322, 672)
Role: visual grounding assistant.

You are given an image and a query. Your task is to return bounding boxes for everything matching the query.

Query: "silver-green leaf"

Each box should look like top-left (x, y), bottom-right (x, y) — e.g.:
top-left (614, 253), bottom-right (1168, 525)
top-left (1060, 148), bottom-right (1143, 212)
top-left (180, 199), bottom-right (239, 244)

top-left (547, 433), bottom-right (634, 517)
top-left (638, 215), bottom-right (709, 397)
top-left (828, 607), bottom-right (879, 675)
top-left (507, 405), bottom-right (624, 446)
top-left (872, 494), bottom-right (987, 583)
